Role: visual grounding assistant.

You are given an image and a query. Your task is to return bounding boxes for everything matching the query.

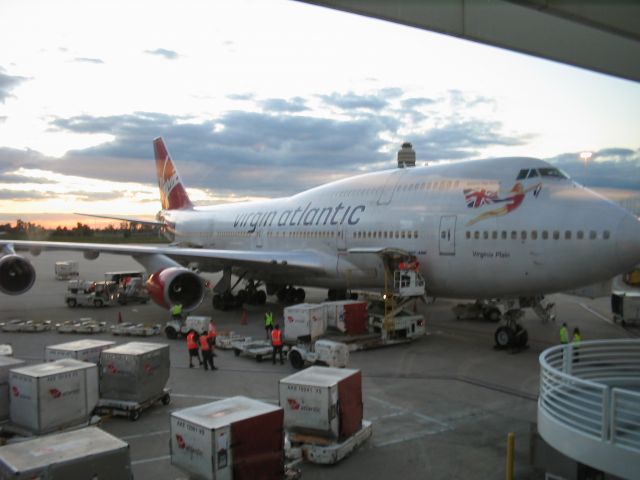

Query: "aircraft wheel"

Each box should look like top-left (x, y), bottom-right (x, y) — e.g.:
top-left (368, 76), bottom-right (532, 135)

top-left (212, 294), bottom-right (223, 310)
top-left (484, 308), bottom-right (501, 322)
top-left (256, 290), bottom-right (267, 305)
top-left (494, 326), bottom-right (515, 349)
top-left (161, 393), bottom-right (171, 405)
top-left (236, 289), bottom-right (248, 304)
top-left (66, 298), bottom-right (77, 308)
top-left (94, 299), bottom-right (104, 308)
top-left (294, 288), bottom-right (305, 303)
top-left (129, 409), bottom-right (141, 421)
top-left (289, 350), bottom-right (304, 369)
top-left (515, 327), bottom-right (529, 348)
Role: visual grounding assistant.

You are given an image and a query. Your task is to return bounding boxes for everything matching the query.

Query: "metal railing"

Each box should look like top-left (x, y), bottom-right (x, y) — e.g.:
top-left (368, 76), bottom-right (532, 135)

top-left (539, 339), bottom-right (640, 451)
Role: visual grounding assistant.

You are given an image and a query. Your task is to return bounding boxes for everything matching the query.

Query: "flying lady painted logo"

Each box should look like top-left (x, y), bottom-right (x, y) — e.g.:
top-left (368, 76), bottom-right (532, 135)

top-left (465, 182), bottom-right (542, 226)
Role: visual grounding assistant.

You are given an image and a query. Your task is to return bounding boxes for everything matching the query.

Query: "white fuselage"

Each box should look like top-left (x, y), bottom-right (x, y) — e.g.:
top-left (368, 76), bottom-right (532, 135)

top-left (162, 157), bottom-right (640, 299)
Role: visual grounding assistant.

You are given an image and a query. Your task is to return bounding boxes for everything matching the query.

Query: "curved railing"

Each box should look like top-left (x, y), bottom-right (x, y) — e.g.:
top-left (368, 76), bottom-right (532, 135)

top-left (538, 339), bottom-right (640, 479)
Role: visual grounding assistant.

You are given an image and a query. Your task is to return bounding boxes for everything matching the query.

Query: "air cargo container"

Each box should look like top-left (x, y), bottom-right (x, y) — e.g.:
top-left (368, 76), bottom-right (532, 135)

top-left (279, 367), bottom-right (362, 440)
top-left (0, 356), bottom-right (25, 421)
top-left (99, 342), bottom-right (169, 403)
top-left (323, 300), bottom-right (368, 334)
top-left (45, 339), bottom-right (116, 364)
top-left (171, 396), bottom-right (284, 480)
top-left (54, 260), bottom-right (79, 280)
top-left (283, 304), bottom-right (327, 342)
top-left (9, 359), bottom-right (98, 435)
top-left (0, 427), bottom-right (132, 479)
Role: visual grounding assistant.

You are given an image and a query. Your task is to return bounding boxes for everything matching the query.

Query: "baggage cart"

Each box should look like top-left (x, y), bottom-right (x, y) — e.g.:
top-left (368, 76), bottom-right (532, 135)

top-left (95, 388), bottom-right (171, 421)
top-left (111, 322), bottom-right (161, 336)
top-left (215, 331), bottom-right (249, 349)
top-left (232, 338), bottom-right (287, 362)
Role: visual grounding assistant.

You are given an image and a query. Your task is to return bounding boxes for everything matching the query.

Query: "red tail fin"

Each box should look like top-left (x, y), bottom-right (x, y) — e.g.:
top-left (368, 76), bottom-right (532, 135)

top-left (153, 137), bottom-right (194, 210)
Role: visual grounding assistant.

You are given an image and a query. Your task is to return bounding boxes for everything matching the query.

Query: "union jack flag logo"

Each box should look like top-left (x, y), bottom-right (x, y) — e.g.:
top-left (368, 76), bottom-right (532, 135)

top-left (464, 188), bottom-right (497, 208)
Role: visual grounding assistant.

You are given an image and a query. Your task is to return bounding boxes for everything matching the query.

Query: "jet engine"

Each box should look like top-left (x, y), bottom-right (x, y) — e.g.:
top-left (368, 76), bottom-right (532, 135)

top-left (146, 267), bottom-right (204, 312)
top-left (0, 254), bottom-right (36, 295)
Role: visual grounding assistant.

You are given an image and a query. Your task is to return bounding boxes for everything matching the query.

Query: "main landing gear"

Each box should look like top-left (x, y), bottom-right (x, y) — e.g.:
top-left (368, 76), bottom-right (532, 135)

top-left (491, 296), bottom-right (555, 350)
top-left (212, 278), bottom-right (267, 311)
top-left (276, 285), bottom-right (306, 304)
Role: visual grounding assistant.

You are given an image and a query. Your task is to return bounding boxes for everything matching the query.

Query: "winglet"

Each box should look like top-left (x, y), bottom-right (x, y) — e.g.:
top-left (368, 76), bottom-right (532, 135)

top-left (153, 137), bottom-right (194, 210)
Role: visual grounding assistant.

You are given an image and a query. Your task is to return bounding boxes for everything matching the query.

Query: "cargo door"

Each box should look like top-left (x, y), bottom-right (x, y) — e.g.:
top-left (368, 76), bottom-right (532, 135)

top-left (377, 170), bottom-right (404, 205)
top-left (438, 215), bottom-right (456, 256)
top-left (231, 411), bottom-right (284, 479)
top-left (252, 229), bottom-right (263, 249)
top-left (338, 371), bottom-right (363, 438)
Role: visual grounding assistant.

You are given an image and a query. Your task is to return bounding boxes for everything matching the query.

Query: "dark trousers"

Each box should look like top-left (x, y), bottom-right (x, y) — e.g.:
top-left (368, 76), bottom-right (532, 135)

top-left (201, 350), bottom-right (214, 370)
top-left (265, 325), bottom-right (273, 340)
top-left (272, 345), bottom-right (284, 364)
top-left (189, 348), bottom-right (201, 366)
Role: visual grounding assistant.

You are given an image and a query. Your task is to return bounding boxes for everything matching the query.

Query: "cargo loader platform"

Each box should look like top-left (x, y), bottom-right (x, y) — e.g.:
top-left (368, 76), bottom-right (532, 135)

top-left (288, 420), bottom-right (373, 465)
top-left (95, 388), bottom-right (171, 421)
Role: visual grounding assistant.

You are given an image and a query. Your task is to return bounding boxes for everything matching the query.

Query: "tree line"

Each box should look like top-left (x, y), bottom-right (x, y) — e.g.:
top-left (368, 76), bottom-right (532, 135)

top-left (0, 219), bottom-right (160, 240)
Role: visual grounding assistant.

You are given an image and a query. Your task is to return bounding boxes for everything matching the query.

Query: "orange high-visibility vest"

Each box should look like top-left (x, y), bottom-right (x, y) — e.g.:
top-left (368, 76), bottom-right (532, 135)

top-left (187, 332), bottom-right (197, 350)
top-left (199, 335), bottom-right (210, 351)
top-left (208, 324), bottom-right (217, 338)
top-left (271, 329), bottom-right (283, 346)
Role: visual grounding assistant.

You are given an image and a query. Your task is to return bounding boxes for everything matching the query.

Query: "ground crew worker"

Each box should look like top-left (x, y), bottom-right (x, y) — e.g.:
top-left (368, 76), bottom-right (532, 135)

top-left (208, 320), bottom-right (218, 357)
top-left (264, 311), bottom-right (274, 340)
top-left (199, 332), bottom-right (217, 370)
top-left (170, 303), bottom-right (183, 321)
top-left (559, 322), bottom-right (569, 344)
top-left (572, 327), bottom-right (582, 363)
top-left (186, 330), bottom-right (201, 368)
top-left (271, 324), bottom-right (284, 365)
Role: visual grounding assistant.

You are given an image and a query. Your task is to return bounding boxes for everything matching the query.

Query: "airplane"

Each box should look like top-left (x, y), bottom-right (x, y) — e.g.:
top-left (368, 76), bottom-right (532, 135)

top-left (1, 137), bottom-right (639, 348)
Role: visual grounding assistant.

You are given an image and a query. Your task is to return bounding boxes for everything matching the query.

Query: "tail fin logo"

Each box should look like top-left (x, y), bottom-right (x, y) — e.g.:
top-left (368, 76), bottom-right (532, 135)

top-left (153, 137), bottom-right (194, 211)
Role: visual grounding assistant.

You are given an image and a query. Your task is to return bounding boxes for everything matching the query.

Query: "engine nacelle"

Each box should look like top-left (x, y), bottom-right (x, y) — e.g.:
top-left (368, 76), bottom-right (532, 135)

top-left (146, 267), bottom-right (204, 312)
top-left (0, 254), bottom-right (36, 295)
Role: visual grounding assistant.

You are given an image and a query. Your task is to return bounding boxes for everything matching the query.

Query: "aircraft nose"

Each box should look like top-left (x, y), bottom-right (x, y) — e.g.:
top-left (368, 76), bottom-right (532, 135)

top-left (616, 214), bottom-right (640, 269)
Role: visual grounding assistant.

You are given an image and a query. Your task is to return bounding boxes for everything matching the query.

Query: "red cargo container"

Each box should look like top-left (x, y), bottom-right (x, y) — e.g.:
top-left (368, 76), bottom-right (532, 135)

top-left (343, 302), bottom-right (368, 334)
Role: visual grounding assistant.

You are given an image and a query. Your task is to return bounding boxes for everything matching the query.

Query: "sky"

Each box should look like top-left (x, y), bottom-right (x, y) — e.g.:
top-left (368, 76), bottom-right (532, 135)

top-left (1, 0), bottom-right (639, 227)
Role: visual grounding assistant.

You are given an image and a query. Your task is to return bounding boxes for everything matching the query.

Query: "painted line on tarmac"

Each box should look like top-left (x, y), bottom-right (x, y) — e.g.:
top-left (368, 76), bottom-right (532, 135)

top-left (369, 396), bottom-right (450, 429)
top-left (171, 393), bottom-right (278, 404)
top-left (121, 429), bottom-right (169, 440)
top-left (131, 455), bottom-right (171, 466)
top-left (578, 303), bottom-right (614, 325)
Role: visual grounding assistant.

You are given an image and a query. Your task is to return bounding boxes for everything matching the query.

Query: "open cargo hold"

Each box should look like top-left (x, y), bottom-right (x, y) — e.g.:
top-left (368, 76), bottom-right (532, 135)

top-left (99, 342), bottom-right (169, 403)
top-left (0, 426), bottom-right (132, 479)
top-left (283, 304), bottom-right (327, 342)
top-left (9, 359), bottom-right (98, 435)
top-left (45, 339), bottom-right (116, 364)
top-left (323, 300), bottom-right (369, 334)
top-left (171, 396), bottom-right (284, 480)
top-left (0, 357), bottom-right (25, 422)
top-left (279, 367), bottom-right (362, 440)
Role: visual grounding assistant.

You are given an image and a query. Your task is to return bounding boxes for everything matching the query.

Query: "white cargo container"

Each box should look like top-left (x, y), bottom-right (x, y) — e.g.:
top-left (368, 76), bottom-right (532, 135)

top-left (283, 303), bottom-right (327, 342)
top-left (9, 359), bottom-right (98, 435)
top-left (280, 367), bottom-right (362, 440)
top-left (99, 342), bottom-right (170, 403)
top-left (171, 396), bottom-right (284, 480)
top-left (0, 356), bottom-right (25, 421)
top-left (54, 260), bottom-right (79, 280)
top-left (45, 339), bottom-right (116, 364)
top-left (0, 426), bottom-right (132, 479)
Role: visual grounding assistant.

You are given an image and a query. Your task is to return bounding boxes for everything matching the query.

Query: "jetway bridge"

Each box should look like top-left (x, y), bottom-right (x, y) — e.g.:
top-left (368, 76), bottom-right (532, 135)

top-left (538, 339), bottom-right (640, 479)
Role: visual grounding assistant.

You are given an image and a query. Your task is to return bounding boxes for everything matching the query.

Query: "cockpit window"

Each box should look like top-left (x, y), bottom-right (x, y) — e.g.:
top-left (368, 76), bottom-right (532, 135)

top-left (537, 168), bottom-right (567, 179)
top-left (526, 169), bottom-right (539, 179)
top-left (516, 169), bottom-right (528, 180)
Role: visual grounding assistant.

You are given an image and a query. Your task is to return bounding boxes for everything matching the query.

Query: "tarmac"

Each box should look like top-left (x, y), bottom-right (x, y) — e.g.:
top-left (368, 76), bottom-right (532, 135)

top-left (1, 250), bottom-right (637, 479)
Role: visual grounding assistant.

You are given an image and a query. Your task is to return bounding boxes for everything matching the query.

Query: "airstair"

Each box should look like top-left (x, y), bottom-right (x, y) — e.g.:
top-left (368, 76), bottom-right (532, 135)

top-left (538, 339), bottom-right (640, 479)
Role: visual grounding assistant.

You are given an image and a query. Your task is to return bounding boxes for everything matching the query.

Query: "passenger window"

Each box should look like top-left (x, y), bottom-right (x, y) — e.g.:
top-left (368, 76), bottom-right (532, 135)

top-left (414, 231), bottom-right (418, 238)
top-left (565, 231), bottom-right (571, 240)
top-left (531, 230), bottom-right (538, 240)
top-left (577, 231), bottom-right (584, 240)
top-left (483, 231), bottom-right (488, 240)
top-left (501, 231), bottom-right (507, 240)
top-left (516, 169), bottom-right (529, 180)
top-left (367, 231), bottom-right (372, 238)
top-left (553, 231), bottom-right (559, 240)
top-left (589, 230), bottom-right (597, 240)
top-left (603, 230), bottom-right (610, 240)
top-left (511, 231), bottom-right (517, 240)
top-left (466, 231), bottom-right (471, 239)
top-left (521, 231), bottom-right (527, 240)
top-left (474, 231), bottom-right (480, 240)
top-left (401, 231), bottom-right (406, 239)
top-left (542, 231), bottom-right (548, 239)
top-left (492, 231), bottom-right (497, 240)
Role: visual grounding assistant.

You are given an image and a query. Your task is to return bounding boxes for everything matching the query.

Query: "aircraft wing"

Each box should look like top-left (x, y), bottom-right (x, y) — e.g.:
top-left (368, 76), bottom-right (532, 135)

top-left (1, 240), bottom-right (332, 275)
top-left (73, 213), bottom-right (165, 227)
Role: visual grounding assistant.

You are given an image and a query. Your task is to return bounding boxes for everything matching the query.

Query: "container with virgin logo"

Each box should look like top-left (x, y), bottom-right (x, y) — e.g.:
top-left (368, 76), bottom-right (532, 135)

top-left (0, 356), bottom-right (25, 422)
top-left (283, 303), bottom-right (327, 342)
top-left (9, 358), bottom-right (98, 435)
top-left (279, 366), bottom-right (362, 440)
top-left (170, 396), bottom-right (284, 480)
top-left (99, 342), bottom-right (169, 403)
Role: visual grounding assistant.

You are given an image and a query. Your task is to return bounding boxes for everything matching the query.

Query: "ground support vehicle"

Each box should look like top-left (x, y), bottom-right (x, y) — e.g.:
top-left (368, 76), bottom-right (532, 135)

top-left (94, 388), bottom-right (171, 422)
top-left (111, 322), bottom-right (161, 336)
top-left (65, 280), bottom-right (119, 308)
top-left (0, 320), bottom-right (51, 333)
top-left (56, 319), bottom-right (106, 334)
top-left (215, 331), bottom-right (249, 349)
top-left (231, 338), bottom-right (287, 362)
top-left (286, 420), bottom-right (373, 465)
top-left (611, 291), bottom-right (640, 326)
top-left (163, 315), bottom-right (209, 339)
top-left (287, 339), bottom-right (349, 369)
top-left (105, 271), bottom-right (149, 305)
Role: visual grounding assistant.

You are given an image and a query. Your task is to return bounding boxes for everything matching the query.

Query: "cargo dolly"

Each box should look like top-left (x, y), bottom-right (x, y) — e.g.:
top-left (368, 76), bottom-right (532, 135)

top-left (231, 338), bottom-right (288, 362)
top-left (94, 388), bottom-right (171, 421)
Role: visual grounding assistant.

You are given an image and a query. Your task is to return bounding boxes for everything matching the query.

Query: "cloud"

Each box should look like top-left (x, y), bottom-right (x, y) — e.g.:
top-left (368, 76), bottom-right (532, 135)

top-left (547, 148), bottom-right (640, 190)
top-left (319, 91), bottom-right (388, 111)
top-left (144, 48), bottom-right (180, 60)
top-left (73, 57), bottom-right (104, 64)
top-left (260, 97), bottom-right (308, 113)
top-left (0, 68), bottom-right (28, 103)
top-left (0, 189), bottom-right (51, 200)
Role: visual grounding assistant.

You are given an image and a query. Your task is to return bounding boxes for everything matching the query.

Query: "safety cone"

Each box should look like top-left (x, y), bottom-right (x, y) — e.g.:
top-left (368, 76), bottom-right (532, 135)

top-left (117, 312), bottom-right (123, 324)
top-left (240, 308), bottom-right (248, 325)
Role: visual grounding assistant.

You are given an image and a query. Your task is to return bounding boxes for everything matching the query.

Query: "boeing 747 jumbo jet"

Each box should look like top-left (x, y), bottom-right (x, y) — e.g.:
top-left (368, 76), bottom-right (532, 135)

top-left (1, 138), bottom-right (639, 347)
